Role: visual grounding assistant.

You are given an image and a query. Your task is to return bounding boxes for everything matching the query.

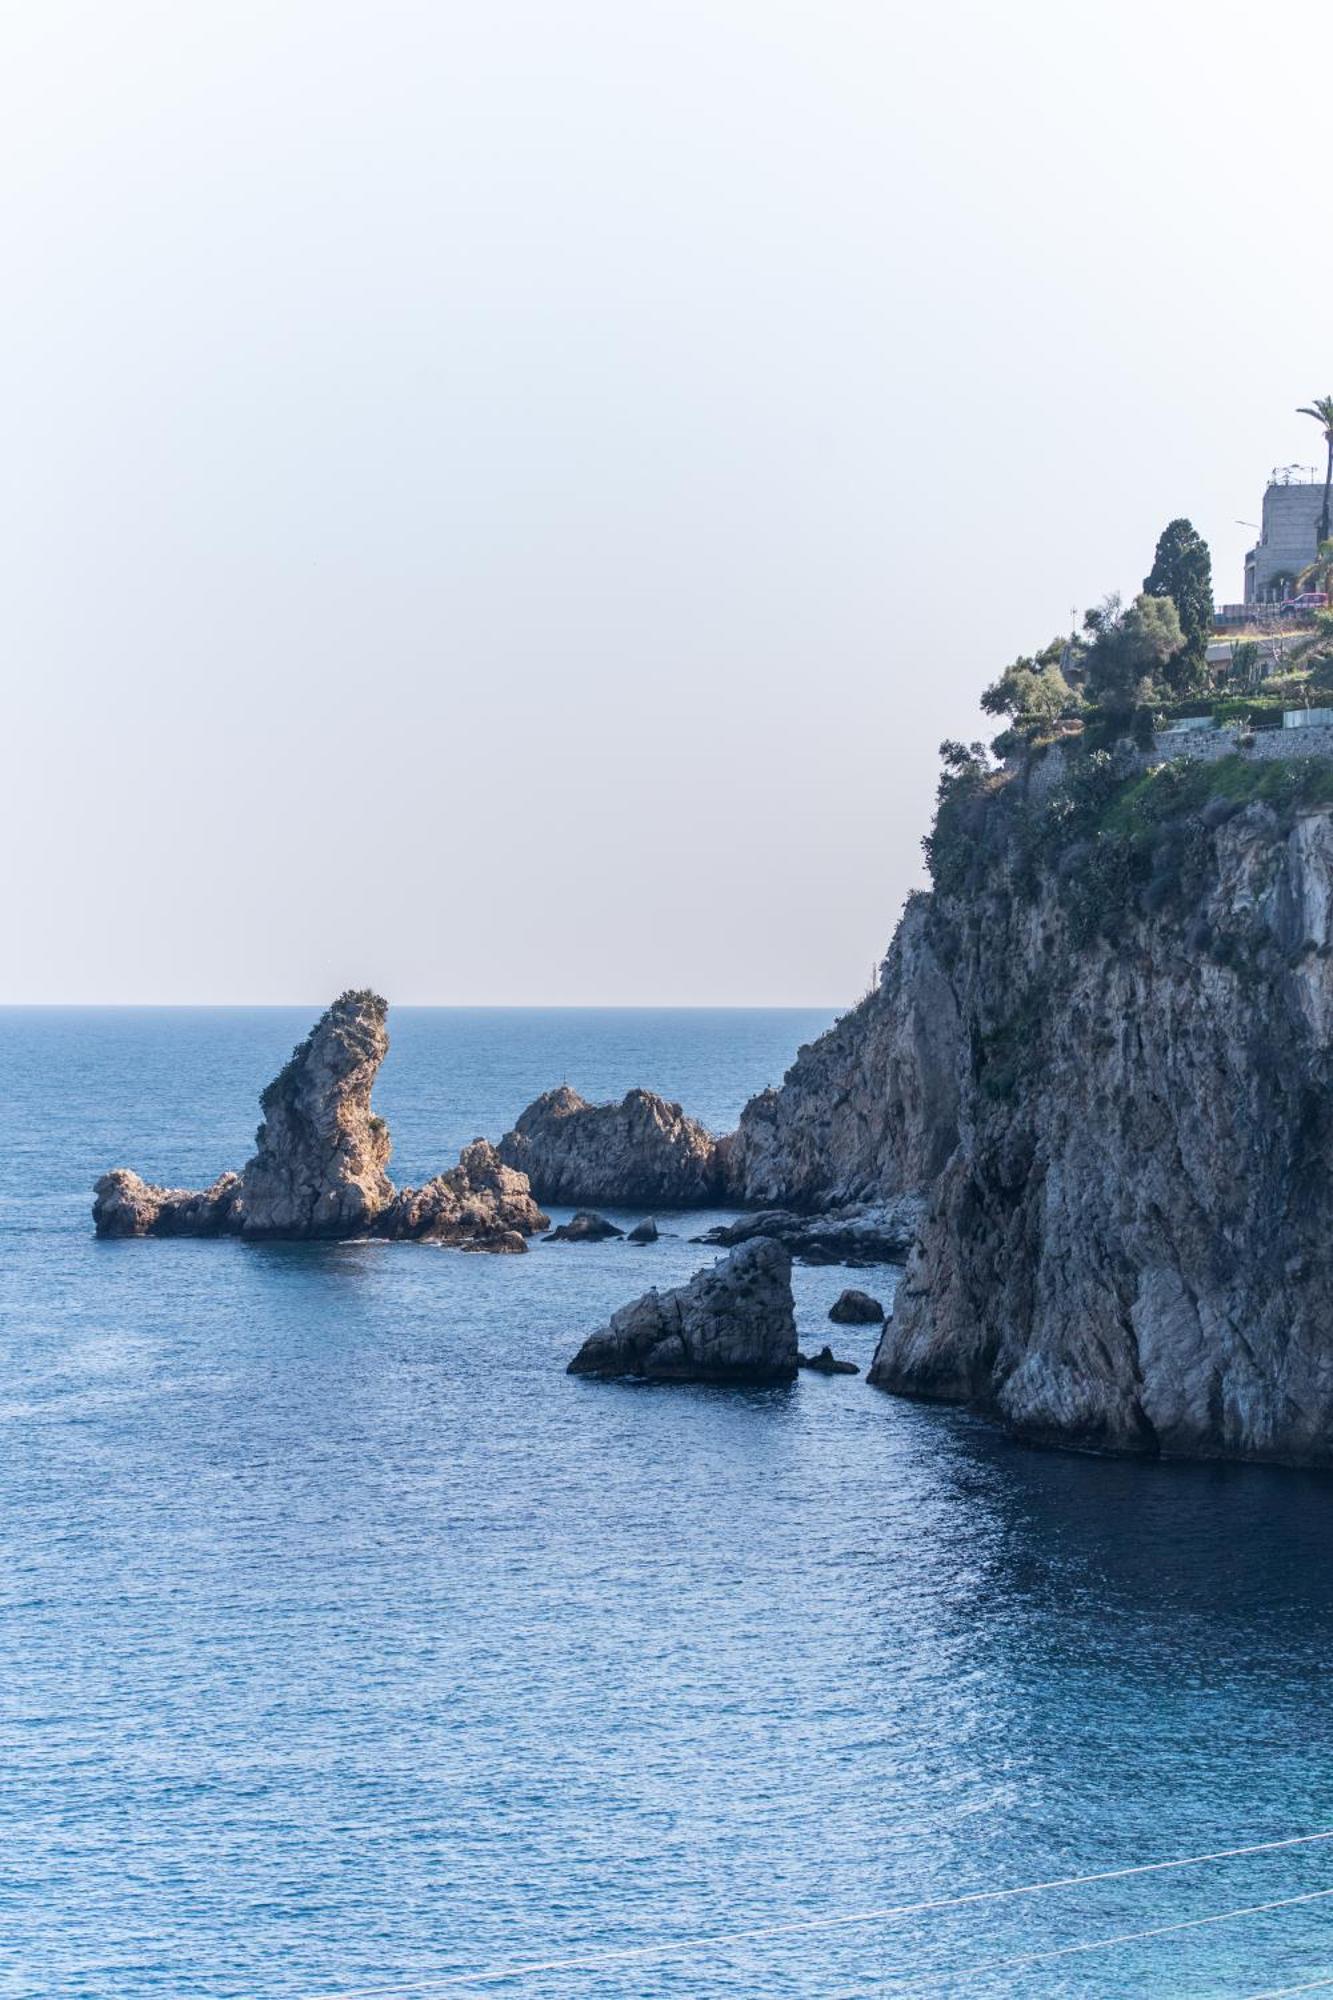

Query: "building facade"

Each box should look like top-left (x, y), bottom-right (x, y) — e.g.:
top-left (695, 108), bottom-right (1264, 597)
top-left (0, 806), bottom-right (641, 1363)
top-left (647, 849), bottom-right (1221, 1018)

top-left (1244, 473), bottom-right (1331, 601)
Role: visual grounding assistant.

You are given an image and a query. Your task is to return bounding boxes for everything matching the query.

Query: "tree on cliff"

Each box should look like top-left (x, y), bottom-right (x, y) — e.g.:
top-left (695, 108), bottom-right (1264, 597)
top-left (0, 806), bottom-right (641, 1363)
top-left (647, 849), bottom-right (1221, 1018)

top-left (980, 638), bottom-right (1073, 728)
top-left (1298, 397), bottom-right (1333, 545)
top-left (1083, 591), bottom-right (1185, 708)
top-left (1298, 538), bottom-right (1333, 598)
top-left (1143, 519), bottom-right (1213, 690)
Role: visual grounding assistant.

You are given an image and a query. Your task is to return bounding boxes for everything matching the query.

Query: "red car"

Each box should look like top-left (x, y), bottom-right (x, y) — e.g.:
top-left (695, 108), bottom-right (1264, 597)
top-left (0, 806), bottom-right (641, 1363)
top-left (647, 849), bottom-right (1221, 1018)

top-left (1281, 591), bottom-right (1330, 611)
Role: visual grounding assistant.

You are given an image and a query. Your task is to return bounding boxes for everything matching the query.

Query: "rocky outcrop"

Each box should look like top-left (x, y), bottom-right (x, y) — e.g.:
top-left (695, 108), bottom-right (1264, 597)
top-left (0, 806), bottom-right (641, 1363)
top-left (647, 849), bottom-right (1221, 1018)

top-left (722, 897), bottom-right (960, 1209)
top-left (381, 1141), bottom-right (549, 1249)
top-left (91, 1170), bottom-right (242, 1238)
top-left (232, 989), bottom-right (394, 1237)
top-left (860, 763), bottom-right (1333, 1465)
top-left (545, 1210), bottom-right (624, 1243)
top-left (567, 1238), bottom-right (797, 1384)
top-left (499, 1085), bottom-right (724, 1207)
top-left (693, 1197), bottom-right (922, 1267)
top-left (93, 993), bottom-right (547, 1252)
top-left (626, 1218), bottom-right (659, 1244)
top-left (829, 1288), bottom-right (885, 1324)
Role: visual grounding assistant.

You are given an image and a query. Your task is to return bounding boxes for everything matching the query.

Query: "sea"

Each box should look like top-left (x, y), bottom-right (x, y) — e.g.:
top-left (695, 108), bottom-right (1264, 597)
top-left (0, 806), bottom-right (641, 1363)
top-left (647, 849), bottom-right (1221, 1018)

top-left (2, 1007), bottom-right (1333, 1999)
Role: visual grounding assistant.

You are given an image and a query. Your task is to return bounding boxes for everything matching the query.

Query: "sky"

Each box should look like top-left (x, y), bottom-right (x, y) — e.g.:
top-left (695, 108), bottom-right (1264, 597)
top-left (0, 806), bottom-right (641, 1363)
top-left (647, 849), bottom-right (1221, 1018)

top-left (1, 0), bottom-right (1329, 1005)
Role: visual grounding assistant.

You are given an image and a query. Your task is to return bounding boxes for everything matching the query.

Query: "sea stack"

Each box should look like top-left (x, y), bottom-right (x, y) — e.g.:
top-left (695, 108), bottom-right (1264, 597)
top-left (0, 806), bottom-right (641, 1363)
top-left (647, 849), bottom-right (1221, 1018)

top-left (93, 992), bottom-right (549, 1251)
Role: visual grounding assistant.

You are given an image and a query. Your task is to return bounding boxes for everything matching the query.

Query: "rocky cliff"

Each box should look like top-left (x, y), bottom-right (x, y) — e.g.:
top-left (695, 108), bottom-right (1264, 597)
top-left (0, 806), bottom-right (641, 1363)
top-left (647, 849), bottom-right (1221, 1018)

top-left (723, 895), bottom-right (960, 1209)
top-left (729, 744), bottom-right (1333, 1464)
top-left (94, 992), bottom-right (548, 1250)
top-left (868, 756), bottom-right (1333, 1464)
top-left (498, 1085), bottom-right (724, 1207)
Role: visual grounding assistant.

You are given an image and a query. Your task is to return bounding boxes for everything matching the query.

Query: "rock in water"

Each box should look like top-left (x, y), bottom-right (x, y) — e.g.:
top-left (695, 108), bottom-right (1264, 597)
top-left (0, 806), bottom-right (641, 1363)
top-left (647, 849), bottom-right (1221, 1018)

top-left (829, 1288), bottom-right (885, 1324)
top-left (798, 1346), bottom-right (860, 1375)
top-left (499, 1085), bottom-right (723, 1207)
top-left (693, 1200), bottom-right (921, 1267)
top-left (567, 1238), bottom-right (797, 1384)
top-left (231, 990), bottom-right (394, 1237)
top-left (545, 1210), bottom-right (625, 1243)
top-left (381, 1141), bottom-right (550, 1249)
top-left (626, 1218), bottom-right (659, 1244)
top-left (91, 1170), bottom-right (242, 1238)
top-left (93, 993), bottom-right (547, 1252)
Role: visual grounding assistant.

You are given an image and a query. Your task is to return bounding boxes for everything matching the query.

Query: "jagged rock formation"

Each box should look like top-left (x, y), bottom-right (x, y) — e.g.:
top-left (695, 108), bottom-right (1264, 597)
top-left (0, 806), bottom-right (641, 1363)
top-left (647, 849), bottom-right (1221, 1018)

top-left (91, 1170), bottom-right (243, 1238)
top-left (381, 1141), bottom-right (549, 1249)
top-left (693, 1197), bottom-right (922, 1266)
top-left (829, 1288), bottom-right (885, 1324)
top-left (499, 1085), bottom-right (724, 1207)
top-left (93, 993), bottom-right (547, 1252)
top-left (235, 988), bottom-right (394, 1236)
top-left (722, 897), bottom-right (960, 1209)
top-left (567, 1238), bottom-right (797, 1384)
top-left (626, 1218), bottom-right (659, 1244)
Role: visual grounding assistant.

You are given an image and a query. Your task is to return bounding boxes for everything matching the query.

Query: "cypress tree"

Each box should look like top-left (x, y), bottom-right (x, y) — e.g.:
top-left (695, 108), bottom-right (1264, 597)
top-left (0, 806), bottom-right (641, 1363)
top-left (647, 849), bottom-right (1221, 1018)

top-left (1144, 519), bottom-right (1213, 691)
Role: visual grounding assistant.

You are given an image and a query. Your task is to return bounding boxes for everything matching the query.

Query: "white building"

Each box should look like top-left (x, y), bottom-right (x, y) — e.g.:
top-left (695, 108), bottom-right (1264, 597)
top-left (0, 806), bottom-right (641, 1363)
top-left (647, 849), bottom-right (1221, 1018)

top-left (1244, 470), bottom-right (1331, 601)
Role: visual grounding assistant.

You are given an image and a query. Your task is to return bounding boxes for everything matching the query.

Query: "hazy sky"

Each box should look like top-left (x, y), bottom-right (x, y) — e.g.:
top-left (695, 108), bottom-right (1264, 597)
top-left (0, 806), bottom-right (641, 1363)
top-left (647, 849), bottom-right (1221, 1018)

top-left (2, 0), bottom-right (1328, 1003)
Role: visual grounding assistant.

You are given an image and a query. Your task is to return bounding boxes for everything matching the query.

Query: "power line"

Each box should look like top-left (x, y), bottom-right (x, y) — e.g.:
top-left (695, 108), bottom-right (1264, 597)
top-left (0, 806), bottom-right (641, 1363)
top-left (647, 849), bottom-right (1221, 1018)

top-left (298, 1827), bottom-right (1333, 1999)
top-left (817, 1883), bottom-right (1333, 1996)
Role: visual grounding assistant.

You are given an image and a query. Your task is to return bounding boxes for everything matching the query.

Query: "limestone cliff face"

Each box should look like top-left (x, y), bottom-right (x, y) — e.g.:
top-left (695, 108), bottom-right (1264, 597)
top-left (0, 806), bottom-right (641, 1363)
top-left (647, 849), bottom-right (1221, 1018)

top-left (498, 1085), bottom-right (724, 1207)
top-left (723, 896), bottom-right (960, 1209)
top-left (94, 993), bottom-right (546, 1251)
top-left (867, 790), bottom-right (1333, 1464)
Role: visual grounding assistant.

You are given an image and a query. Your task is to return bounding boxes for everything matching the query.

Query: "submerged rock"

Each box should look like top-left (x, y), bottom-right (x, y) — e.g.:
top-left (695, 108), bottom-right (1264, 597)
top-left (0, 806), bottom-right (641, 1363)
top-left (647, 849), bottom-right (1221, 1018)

top-left (829, 1288), bottom-right (885, 1325)
top-left (798, 1346), bottom-right (860, 1375)
top-left (499, 1085), bottom-right (724, 1207)
top-left (693, 1198), bottom-right (922, 1267)
top-left (567, 1238), bottom-right (797, 1384)
top-left (93, 993), bottom-right (547, 1253)
top-left (545, 1210), bottom-right (625, 1243)
top-left (626, 1218), bottom-right (659, 1244)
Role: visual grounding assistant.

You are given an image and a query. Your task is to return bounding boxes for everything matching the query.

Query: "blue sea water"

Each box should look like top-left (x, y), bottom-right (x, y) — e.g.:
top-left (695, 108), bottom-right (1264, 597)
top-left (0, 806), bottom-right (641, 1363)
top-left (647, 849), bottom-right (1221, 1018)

top-left (2, 1007), bottom-right (1333, 1999)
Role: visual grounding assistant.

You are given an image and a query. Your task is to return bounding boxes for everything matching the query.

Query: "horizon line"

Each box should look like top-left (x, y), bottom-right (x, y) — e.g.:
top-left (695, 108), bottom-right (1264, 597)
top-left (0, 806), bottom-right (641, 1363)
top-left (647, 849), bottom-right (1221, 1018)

top-left (0, 998), bottom-right (852, 1012)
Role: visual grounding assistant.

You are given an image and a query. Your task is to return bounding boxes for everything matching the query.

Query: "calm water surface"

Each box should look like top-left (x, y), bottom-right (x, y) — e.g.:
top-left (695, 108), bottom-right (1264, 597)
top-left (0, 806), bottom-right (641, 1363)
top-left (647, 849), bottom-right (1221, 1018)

top-left (1, 1008), bottom-right (1332, 1998)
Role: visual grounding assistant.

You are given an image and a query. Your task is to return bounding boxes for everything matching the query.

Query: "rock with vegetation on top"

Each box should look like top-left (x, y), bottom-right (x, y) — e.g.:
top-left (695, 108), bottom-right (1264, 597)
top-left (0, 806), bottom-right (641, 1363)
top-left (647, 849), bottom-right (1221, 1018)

top-left (828, 1288), bottom-right (885, 1324)
top-left (499, 1085), bottom-right (725, 1207)
top-left (230, 989), bottom-right (395, 1237)
top-left (567, 1238), bottom-right (797, 1384)
top-left (93, 993), bottom-right (547, 1253)
top-left (544, 1210), bottom-right (625, 1243)
top-left (848, 746), bottom-right (1333, 1464)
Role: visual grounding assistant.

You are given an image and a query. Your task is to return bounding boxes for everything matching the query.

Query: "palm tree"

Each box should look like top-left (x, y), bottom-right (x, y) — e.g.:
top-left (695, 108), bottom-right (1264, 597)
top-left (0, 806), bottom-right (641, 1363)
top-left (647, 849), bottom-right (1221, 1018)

top-left (1298, 397), bottom-right (1333, 544)
top-left (1298, 539), bottom-right (1333, 596)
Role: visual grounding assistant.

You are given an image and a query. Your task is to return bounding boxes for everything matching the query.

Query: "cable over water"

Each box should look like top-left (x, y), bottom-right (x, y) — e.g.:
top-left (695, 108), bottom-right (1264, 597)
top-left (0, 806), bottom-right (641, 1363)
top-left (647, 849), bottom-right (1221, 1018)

top-left (299, 1827), bottom-right (1333, 1999)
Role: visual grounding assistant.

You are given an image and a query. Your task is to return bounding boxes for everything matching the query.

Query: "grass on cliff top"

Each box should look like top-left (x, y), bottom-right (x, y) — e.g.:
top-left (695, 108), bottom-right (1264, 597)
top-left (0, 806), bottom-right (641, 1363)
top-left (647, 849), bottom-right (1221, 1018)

top-left (1102, 753), bottom-right (1333, 838)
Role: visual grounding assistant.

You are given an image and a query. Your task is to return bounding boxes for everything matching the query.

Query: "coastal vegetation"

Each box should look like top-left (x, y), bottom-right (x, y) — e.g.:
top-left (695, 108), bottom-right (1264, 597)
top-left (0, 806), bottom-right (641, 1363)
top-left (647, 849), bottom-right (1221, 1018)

top-left (1298, 395), bottom-right (1333, 545)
